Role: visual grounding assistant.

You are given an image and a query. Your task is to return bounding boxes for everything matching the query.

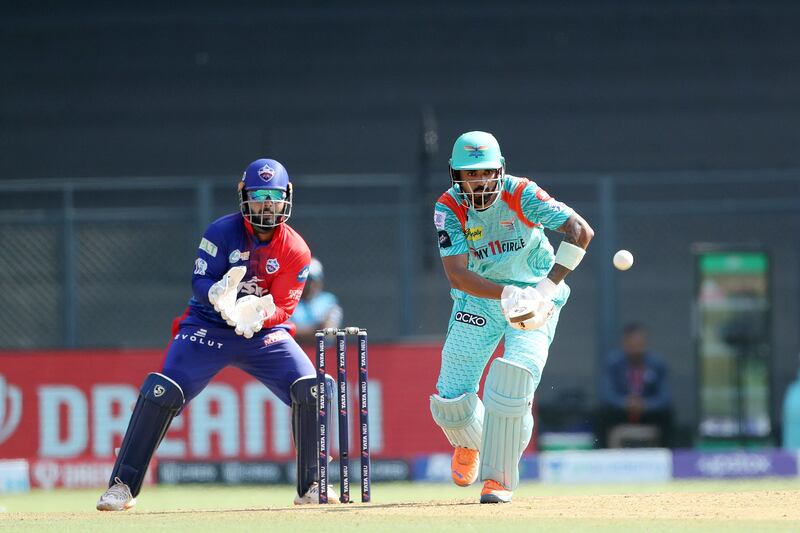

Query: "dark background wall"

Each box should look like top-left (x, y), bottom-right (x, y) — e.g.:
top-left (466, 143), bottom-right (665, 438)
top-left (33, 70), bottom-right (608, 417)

top-left (2, 2), bottom-right (799, 443)
top-left (3, 1), bottom-right (800, 180)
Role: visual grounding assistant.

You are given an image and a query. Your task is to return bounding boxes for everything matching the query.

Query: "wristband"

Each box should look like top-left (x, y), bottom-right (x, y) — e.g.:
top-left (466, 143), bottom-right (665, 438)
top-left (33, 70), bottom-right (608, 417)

top-left (554, 241), bottom-right (585, 271)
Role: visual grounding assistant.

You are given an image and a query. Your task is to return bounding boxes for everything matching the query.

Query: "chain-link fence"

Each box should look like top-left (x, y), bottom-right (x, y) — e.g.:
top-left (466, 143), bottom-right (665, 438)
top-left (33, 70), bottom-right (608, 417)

top-left (1, 170), bottom-right (799, 434)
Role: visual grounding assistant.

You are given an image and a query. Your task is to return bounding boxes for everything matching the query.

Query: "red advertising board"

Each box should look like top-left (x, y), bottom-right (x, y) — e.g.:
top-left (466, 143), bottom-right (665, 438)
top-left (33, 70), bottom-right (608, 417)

top-left (0, 344), bottom-right (473, 464)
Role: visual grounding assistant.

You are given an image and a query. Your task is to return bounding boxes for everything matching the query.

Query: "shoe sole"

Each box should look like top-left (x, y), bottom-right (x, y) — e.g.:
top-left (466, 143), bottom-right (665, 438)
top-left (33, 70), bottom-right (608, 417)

top-left (480, 493), bottom-right (511, 504)
top-left (452, 473), bottom-right (477, 487)
top-left (96, 497), bottom-right (136, 512)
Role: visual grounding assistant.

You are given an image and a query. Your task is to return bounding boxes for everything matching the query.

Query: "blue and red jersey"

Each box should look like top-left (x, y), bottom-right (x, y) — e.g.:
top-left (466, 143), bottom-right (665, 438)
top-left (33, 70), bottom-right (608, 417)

top-left (181, 213), bottom-right (311, 331)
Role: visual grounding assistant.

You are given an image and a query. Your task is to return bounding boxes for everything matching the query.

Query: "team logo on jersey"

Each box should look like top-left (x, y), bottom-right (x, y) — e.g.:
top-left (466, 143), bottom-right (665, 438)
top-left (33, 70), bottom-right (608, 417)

top-left (464, 145), bottom-right (488, 159)
top-left (454, 311), bottom-right (486, 327)
top-left (258, 163), bottom-right (275, 182)
top-left (194, 258), bottom-right (208, 275)
top-left (297, 265), bottom-right (310, 282)
top-left (465, 226), bottom-right (484, 241)
top-left (265, 258), bottom-right (280, 274)
top-left (500, 220), bottom-right (515, 231)
top-left (434, 211), bottom-right (446, 230)
top-left (229, 250), bottom-right (241, 263)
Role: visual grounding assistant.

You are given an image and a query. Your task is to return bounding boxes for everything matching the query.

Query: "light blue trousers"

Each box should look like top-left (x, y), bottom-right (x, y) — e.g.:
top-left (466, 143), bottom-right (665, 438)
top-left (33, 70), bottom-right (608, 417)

top-left (436, 284), bottom-right (569, 399)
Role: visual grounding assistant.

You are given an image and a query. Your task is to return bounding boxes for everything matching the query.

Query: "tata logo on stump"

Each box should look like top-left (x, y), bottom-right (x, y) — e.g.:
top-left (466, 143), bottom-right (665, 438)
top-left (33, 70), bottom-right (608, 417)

top-left (454, 312), bottom-right (486, 327)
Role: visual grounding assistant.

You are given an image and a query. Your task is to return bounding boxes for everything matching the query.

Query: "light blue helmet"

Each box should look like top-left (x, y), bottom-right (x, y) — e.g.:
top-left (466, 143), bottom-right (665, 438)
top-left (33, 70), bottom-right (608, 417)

top-left (449, 131), bottom-right (505, 172)
top-left (449, 131), bottom-right (505, 209)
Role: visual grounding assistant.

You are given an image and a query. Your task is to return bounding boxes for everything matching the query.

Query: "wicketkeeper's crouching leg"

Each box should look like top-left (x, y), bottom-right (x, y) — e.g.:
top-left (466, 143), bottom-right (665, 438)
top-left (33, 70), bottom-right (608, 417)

top-left (96, 373), bottom-right (185, 511)
top-left (291, 375), bottom-right (338, 504)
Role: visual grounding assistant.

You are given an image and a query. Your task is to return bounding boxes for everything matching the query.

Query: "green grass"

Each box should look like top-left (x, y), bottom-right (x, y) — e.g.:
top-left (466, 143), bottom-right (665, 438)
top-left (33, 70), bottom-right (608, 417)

top-left (1, 480), bottom-right (799, 532)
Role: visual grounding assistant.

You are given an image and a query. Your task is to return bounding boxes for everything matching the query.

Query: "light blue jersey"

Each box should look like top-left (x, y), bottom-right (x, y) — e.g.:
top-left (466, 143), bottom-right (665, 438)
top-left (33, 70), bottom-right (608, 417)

top-left (433, 175), bottom-right (574, 398)
top-left (435, 175), bottom-right (574, 288)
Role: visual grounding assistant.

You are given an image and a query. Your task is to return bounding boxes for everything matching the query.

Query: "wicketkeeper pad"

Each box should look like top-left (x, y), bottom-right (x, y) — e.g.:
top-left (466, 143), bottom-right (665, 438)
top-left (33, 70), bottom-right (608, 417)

top-left (291, 374), bottom-right (334, 497)
top-left (430, 392), bottom-right (484, 450)
top-left (479, 359), bottom-right (535, 490)
top-left (109, 372), bottom-right (184, 497)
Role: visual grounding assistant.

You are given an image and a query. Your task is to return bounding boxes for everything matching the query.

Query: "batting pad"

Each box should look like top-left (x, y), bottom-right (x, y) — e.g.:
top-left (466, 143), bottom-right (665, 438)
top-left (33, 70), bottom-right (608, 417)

top-left (430, 392), bottom-right (484, 450)
top-left (479, 359), bottom-right (535, 490)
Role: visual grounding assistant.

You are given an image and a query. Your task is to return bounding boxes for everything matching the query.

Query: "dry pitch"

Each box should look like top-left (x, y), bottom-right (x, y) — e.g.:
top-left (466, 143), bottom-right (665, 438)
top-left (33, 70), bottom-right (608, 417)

top-left (2, 479), bottom-right (799, 532)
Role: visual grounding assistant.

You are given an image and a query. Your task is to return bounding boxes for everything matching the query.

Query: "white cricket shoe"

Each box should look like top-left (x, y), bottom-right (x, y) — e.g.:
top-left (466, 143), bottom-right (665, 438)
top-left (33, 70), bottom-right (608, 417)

top-left (293, 482), bottom-right (339, 505)
top-left (96, 477), bottom-right (137, 511)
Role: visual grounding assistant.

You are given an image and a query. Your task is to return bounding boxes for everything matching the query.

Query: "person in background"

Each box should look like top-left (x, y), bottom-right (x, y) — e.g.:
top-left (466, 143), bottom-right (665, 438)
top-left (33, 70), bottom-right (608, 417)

top-left (598, 322), bottom-right (673, 447)
top-left (782, 353), bottom-right (800, 449)
top-left (290, 257), bottom-right (343, 345)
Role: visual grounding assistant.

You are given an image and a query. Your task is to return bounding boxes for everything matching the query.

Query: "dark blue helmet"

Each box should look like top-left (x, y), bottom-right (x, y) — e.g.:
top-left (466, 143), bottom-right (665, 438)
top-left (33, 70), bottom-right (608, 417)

top-left (239, 158), bottom-right (293, 229)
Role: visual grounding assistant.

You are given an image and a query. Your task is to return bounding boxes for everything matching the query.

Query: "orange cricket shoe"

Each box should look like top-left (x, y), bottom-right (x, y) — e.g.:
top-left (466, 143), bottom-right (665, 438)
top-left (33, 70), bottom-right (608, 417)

top-left (451, 447), bottom-right (479, 487)
top-left (480, 479), bottom-right (512, 503)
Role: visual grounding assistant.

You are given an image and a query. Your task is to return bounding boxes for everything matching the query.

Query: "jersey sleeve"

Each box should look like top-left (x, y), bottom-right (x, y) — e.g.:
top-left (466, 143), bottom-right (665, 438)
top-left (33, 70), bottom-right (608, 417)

top-left (434, 200), bottom-right (468, 257)
top-left (263, 245), bottom-right (311, 328)
top-left (519, 181), bottom-right (575, 230)
top-left (191, 222), bottom-right (230, 306)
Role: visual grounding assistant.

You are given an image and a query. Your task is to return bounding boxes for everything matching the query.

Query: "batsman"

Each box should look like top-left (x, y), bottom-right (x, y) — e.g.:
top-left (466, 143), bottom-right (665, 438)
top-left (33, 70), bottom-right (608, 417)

top-left (430, 131), bottom-right (594, 503)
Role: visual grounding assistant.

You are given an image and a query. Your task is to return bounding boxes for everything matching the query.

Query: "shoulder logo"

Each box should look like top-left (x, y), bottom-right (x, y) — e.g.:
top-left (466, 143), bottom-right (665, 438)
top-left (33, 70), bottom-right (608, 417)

top-left (194, 258), bottom-right (208, 275)
top-left (265, 258), bottom-right (280, 274)
top-left (434, 211), bottom-right (446, 230)
top-left (535, 188), bottom-right (552, 202)
top-left (438, 230), bottom-right (452, 249)
top-left (199, 237), bottom-right (218, 257)
top-left (297, 265), bottom-right (310, 281)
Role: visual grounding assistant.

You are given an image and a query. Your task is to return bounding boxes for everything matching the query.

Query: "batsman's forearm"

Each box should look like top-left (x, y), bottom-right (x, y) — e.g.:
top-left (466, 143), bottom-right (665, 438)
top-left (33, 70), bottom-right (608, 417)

top-left (548, 213), bottom-right (595, 285)
top-left (446, 269), bottom-right (504, 299)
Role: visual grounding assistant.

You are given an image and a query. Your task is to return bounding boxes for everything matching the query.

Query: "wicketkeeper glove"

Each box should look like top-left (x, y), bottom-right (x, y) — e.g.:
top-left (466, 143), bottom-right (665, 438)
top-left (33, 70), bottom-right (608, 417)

top-left (208, 266), bottom-right (247, 325)
top-left (228, 294), bottom-right (276, 339)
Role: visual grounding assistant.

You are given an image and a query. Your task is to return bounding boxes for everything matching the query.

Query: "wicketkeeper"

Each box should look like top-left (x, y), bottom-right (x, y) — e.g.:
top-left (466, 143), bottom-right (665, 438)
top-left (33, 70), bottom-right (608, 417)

top-left (96, 158), bottom-right (336, 510)
top-left (430, 131), bottom-right (594, 503)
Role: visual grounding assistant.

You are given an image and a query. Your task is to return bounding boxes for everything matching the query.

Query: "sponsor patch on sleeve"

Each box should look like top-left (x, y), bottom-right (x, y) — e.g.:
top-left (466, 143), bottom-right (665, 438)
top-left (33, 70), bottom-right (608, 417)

top-left (194, 258), bottom-right (208, 275)
top-left (199, 237), bottom-right (218, 257)
top-left (438, 230), bottom-right (452, 249)
top-left (297, 265), bottom-right (310, 282)
top-left (434, 211), bottom-right (446, 230)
